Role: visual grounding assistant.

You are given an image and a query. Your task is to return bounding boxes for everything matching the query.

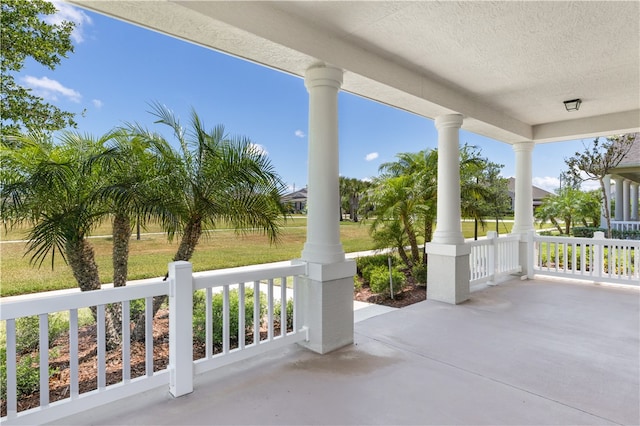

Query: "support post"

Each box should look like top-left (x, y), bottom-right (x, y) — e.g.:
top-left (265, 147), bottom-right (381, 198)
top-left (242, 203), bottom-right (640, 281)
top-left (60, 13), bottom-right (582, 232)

top-left (631, 182), bottom-right (639, 221)
top-left (623, 179), bottom-right (631, 222)
top-left (426, 114), bottom-right (470, 304)
top-left (169, 261), bottom-right (193, 397)
top-left (298, 64), bottom-right (354, 354)
top-left (511, 141), bottom-right (535, 279)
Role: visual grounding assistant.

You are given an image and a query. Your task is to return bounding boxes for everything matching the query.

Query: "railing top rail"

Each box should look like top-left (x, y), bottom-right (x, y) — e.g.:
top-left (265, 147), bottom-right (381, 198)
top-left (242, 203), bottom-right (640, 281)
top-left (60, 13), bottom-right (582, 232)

top-left (193, 262), bottom-right (306, 290)
top-left (0, 279), bottom-right (168, 320)
top-left (534, 235), bottom-right (640, 247)
top-left (466, 233), bottom-right (520, 247)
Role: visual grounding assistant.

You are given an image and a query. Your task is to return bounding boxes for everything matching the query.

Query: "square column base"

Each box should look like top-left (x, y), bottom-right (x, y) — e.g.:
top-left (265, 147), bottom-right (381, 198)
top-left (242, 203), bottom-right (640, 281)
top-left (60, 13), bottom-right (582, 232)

top-left (296, 260), bottom-right (356, 354)
top-left (425, 243), bottom-right (470, 304)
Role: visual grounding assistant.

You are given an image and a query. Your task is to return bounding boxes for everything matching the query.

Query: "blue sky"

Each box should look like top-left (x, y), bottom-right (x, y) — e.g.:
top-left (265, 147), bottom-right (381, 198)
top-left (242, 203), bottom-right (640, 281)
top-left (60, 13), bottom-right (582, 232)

top-left (18, 2), bottom-right (599, 193)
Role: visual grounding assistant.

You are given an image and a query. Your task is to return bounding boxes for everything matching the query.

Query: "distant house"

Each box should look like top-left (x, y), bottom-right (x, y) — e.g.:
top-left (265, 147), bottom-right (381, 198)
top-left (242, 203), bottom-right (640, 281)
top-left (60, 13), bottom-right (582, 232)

top-left (281, 187), bottom-right (307, 213)
top-left (507, 177), bottom-right (553, 212)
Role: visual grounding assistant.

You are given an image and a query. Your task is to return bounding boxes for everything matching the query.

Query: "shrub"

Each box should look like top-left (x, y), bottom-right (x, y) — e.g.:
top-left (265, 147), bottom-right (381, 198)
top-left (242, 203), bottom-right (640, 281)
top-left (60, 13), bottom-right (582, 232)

top-left (571, 227), bottom-right (605, 238)
top-left (369, 265), bottom-right (406, 295)
top-left (192, 288), bottom-right (266, 346)
top-left (353, 275), bottom-right (363, 292)
top-left (0, 347), bottom-right (58, 400)
top-left (16, 314), bottom-right (70, 354)
top-left (274, 298), bottom-right (294, 332)
top-left (357, 254), bottom-right (398, 283)
top-left (411, 264), bottom-right (427, 285)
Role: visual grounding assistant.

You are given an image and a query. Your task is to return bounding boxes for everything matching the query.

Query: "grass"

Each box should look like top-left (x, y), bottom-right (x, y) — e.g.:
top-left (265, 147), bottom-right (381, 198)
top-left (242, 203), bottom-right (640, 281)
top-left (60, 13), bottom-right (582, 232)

top-left (1, 216), bottom-right (549, 297)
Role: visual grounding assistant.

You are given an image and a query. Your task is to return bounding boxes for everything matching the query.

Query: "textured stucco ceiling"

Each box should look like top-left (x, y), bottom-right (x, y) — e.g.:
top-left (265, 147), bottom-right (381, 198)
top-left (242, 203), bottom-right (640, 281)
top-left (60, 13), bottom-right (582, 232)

top-left (71, 1), bottom-right (640, 145)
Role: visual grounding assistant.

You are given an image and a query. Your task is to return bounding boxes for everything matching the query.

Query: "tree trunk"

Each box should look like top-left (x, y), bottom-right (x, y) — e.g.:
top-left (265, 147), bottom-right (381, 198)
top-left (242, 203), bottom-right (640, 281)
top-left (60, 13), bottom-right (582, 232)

top-left (402, 216), bottom-right (420, 265)
top-left (112, 213), bottom-right (131, 288)
top-left (600, 178), bottom-right (612, 238)
top-left (132, 218), bottom-right (203, 342)
top-left (66, 238), bottom-right (121, 349)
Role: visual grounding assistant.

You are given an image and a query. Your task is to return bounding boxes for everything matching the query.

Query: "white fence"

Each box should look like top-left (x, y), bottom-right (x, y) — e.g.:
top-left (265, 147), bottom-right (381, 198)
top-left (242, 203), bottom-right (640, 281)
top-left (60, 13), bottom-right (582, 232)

top-left (611, 221), bottom-right (640, 232)
top-left (468, 232), bottom-right (522, 288)
top-left (531, 232), bottom-right (639, 285)
top-left (1, 261), bottom-right (307, 425)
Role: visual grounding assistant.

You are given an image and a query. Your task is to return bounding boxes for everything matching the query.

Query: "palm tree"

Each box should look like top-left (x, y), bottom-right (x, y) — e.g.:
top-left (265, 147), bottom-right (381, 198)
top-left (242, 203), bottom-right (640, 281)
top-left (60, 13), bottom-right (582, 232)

top-left (1, 130), bottom-right (122, 347)
top-left (129, 103), bottom-right (287, 338)
top-left (1, 130), bottom-right (117, 290)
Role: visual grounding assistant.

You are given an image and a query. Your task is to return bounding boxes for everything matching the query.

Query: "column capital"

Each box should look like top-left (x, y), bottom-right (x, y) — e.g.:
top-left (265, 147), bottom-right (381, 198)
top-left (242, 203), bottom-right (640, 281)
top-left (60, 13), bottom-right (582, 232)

top-left (305, 64), bottom-right (343, 91)
top-left (512, 141), bottom-right (535, 152)
top-left (435, 114), bottom-right (463, 130)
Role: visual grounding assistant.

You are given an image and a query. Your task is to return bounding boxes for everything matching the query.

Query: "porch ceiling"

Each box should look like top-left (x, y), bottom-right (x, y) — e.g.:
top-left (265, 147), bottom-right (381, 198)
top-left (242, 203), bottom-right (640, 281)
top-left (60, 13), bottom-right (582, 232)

top-left (71, 1), bottom-right (640, 144)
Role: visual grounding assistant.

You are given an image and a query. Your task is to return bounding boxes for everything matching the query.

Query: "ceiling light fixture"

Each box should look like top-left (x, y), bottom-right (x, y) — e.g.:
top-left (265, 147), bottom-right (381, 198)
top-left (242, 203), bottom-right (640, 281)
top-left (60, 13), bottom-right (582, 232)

top-left (563, 98), bottom-right (582, 112)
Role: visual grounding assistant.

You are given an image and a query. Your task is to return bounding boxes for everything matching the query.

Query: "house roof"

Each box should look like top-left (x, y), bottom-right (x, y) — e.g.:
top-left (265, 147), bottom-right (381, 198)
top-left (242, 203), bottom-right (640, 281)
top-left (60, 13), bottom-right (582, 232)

top-left (281, 187), bottom-right (308, 202)
top-left (507, 177), bottom-right (553, 201)
top-left (611, 133), bottom-right (640, 184)
top-left (71, 1), bottom-right (639, 146)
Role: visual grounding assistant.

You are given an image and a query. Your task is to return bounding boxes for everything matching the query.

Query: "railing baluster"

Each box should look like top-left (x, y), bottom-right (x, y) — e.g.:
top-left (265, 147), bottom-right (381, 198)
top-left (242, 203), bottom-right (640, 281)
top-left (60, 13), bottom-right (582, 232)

top-left (223, 285), bottom-right (230, 354)
top-left (254, 280), bottom-right (260, 344)
top-left (122, 300), bottom-right (131, 382)
top-left (293, 276), bottom-right (298, 333)
top-left (39, 313), bottom-right (50, 406)
top-left (267, 278), bottom-right (274, 341)
top-left (280, 276), bottom-right (287, 336)
top-left (97, 305), bottom-right (106, 389)
top-left (206, 288), bottom-right (212, 358)
top-left (145, 297), bottom-right (153, 377)
top-left (239, 283), bottom-right (245, 350)
top-left (6, 318), bottom-right (17, 418)
top-left (69, 309), bottom-right (79, 398)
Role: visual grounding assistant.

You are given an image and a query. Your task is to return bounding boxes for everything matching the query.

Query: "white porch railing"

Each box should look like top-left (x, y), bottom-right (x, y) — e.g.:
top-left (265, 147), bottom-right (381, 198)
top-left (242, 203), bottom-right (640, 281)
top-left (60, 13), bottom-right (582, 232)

top-left (468, 231), bottom-right (522, 288)
top-left (0, 261), bottom-right (307, 425)
top-left (611, 220), bottom-right (640, 232)
top-left (531, 232), bottom-right (639, 285)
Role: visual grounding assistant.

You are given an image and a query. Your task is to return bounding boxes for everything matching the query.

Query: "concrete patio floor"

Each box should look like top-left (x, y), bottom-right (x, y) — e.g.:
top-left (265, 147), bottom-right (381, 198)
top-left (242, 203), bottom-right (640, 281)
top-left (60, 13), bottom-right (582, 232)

top-left (53, 277), bottom-right (639, 425)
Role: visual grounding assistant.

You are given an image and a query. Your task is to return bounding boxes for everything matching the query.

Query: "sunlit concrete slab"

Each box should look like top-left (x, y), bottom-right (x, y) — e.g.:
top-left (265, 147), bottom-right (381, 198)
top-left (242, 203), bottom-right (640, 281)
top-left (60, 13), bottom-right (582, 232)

top-left (52, 278), bottom-right (639, 425)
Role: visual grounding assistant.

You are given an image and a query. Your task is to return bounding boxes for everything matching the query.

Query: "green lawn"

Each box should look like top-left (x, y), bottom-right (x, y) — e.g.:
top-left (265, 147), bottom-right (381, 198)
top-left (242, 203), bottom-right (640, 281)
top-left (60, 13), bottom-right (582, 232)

top-left (1, 217), bottom-right (549, 297)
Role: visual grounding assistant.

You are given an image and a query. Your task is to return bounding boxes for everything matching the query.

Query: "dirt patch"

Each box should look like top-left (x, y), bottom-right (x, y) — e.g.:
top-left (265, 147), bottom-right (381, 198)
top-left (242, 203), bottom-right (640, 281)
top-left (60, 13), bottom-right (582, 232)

top-left (353, 276), bottom-right (426, 308)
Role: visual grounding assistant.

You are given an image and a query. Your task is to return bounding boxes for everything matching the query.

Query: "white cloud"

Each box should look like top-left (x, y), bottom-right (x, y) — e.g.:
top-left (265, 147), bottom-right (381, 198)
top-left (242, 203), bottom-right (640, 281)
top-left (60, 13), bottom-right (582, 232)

top-left (365, 152), bottom-right (379, 162)
top-left (532, 176), bottom-right (559, 193)
top-left (92, 99), bottom-right (103, 109)
top-left (533, 175), bottom-right (601, 192)
top-left (362, 177), bottom-right (373, 183)
top-left (294, 130), bottom-right (305, 138)
top-left (580, 180), bottom-right (601, 192)
top-left (45, 1), bottom-right (93, 44)
top-left (22, 76), bottom-right (81, 103)
top-left (249, 143), bottom-right (267, 156)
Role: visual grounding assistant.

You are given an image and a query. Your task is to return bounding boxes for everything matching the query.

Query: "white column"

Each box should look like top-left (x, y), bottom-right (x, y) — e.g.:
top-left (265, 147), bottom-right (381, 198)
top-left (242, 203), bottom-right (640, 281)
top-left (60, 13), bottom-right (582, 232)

top-left (623, 179), bottom-right (631, 221)
top-left (511, 142), bottom-right (535, 234)
top-left (301, 65), bottom-right (345, 264)
top-left (511, 141), bottom-right (535, 279)
top-left (432, 114), bottom-right (465, 244)
top-left (425, 114), bottom-right (470, 305)
top-left (601, 175), bottom-right (611, 227)
top-left (298, 64), bottom-right (355, 354)
top-left (614, 177), bottom-right (624, 221)
top-left (631, 182), bottom-right (639, 221)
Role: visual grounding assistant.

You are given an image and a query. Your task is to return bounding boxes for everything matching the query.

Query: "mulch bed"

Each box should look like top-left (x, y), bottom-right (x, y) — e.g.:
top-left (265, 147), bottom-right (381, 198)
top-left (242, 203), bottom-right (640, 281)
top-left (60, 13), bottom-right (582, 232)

top-left (2, 283), bottom-right (426, 416)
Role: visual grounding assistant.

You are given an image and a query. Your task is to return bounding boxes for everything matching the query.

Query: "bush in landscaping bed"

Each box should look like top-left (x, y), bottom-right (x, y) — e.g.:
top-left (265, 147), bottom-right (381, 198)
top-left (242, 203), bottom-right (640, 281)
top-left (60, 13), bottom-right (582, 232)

top-left (192, 288), bottom-right (266, 345)
top-left (369, 265), bottom-right (406, 296)
top-left (411, 264), bottom-right (427, 285)
top-left (571, 227), bottom-right (605, 238)
top-left (356, 254), bottom-right (398, 283)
